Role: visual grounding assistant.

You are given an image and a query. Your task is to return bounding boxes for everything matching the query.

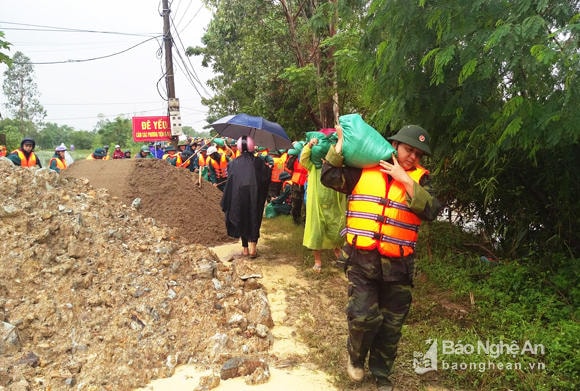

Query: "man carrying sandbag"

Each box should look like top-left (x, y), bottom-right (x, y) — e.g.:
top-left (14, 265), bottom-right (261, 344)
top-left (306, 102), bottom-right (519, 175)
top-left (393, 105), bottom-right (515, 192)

top-left (321, 124), bottom-right (442, 391)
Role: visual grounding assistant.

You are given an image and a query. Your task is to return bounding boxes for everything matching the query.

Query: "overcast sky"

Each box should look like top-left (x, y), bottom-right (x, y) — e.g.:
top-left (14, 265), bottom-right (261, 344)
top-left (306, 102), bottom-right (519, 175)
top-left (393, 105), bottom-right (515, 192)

top-left (0, 0), bottom-right (214, 132)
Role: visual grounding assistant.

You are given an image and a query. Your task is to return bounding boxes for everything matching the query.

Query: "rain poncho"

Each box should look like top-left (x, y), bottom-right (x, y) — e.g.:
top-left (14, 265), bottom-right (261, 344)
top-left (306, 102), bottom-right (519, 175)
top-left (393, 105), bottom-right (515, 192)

top-left (221, 152), bottom-right (271, 242)
top-left (300, 143), bottom-right (346, 250)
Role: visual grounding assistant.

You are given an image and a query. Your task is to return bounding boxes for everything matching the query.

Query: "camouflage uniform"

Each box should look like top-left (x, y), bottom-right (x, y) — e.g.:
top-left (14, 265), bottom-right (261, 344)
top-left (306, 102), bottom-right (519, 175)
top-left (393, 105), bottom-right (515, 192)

top-left (342, 245), bottom-right (414, 382)
top-left (321, 142), bottom-right (440, 387)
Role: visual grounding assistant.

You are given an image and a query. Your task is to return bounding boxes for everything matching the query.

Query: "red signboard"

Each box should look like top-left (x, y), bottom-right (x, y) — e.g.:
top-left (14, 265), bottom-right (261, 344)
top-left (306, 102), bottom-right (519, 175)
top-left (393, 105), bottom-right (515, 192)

top-left (132, 116), bottom-right (172, 142)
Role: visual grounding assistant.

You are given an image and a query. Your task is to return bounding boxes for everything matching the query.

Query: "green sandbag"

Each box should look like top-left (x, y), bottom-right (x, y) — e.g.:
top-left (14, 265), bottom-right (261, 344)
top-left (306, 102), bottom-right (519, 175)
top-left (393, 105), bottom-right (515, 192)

top-left (265, 202), bottom-right (278, 218)
top-left (293, 141), bottom-right (305, 151)
top-left (339, 113), bottom-right (396, 168)
top-left (305, 131), bottom-right (331, 169)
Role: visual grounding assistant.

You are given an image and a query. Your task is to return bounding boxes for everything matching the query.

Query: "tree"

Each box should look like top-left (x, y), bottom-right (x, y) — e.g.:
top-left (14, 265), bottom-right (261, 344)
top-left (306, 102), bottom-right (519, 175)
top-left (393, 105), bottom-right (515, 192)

top-left (189, 0), bottom-right (366, 139)
top-left (68, 129), bottom-right (96, 150)
top-left (347, 0), bottom-right (580, 258)
top-left (0, 31), bottom-right (10, 67)
top-left (2, 51), bottom-right (46, 132)
top-left (36, 122), bottom-right (76, 149)
top-left (0, 118), bottom-right (35, 151)
top-left (95, 116), bottom-right (132, 148)
top-left (191, 0), bottom-right (579, 257)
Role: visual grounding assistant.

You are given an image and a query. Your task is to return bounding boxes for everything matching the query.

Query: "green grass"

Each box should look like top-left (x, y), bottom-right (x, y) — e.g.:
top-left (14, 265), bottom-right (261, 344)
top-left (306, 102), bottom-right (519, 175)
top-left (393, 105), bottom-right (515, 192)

top-left (260, 218), bottom-right (579, 390)
top-left (34, 149), bottom-right (92, 167)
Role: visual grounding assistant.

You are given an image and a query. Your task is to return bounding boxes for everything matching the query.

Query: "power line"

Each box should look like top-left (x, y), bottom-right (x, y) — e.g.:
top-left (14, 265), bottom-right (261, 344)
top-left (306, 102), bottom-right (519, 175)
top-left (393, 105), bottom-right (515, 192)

top-left (13, 36), bottom-right (161, 65)
top-left (169, 15), bottom-right (211, 97)
top-left (175, 3), bottom-right (205, 34)
top-left (43, 100), bottom-right (165, 106)
top-left (174, 0), bottom-right (193, 30)
top-left (0, 21), bottom-right (158, 37)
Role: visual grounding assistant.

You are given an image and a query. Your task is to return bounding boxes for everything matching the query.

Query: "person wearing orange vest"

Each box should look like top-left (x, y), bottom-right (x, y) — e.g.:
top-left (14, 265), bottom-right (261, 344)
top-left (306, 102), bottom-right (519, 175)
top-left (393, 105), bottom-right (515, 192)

top-left (48, 145), bottom-right (68, 173)
top-left (268, 150), bottom-right (290, 201)
top-left (162, 145), bottom-right (182, 166)
top-left (266, 171), bottom-right (293, 216)
top-left (86, 148), bottom-right (107, 160)
top-left (101, 145), bottom-right (111, 160)
top-left (206, 145), bottom-right (230, 191)
top-left (196, 146), bottom-right (209, 185)
top-left (321, 124), bottom-right (441, 391)
top-left (285, 148), bottom-right (308, 225)
top-left (229, 142), bottom-right (241, 158)
top-left (7, 137), bottom-right (42, 168)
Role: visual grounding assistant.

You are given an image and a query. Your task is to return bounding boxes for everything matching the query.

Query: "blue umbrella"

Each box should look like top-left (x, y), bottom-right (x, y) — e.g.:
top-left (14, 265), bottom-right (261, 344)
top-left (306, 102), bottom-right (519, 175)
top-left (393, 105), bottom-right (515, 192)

top-left (210, 113), bottom-right (292, 151)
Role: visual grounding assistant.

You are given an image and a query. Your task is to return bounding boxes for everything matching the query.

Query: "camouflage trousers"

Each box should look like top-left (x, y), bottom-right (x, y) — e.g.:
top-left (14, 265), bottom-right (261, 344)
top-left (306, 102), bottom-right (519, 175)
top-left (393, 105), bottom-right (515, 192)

top-left (344, 245), bottom-right (414, 382)
top-left (290, 184), bottom-right (305, 224)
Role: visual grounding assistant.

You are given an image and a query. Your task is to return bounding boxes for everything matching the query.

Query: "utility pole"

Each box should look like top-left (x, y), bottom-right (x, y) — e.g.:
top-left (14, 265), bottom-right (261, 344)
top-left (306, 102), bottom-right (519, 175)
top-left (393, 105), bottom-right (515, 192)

top-left (162, 0), bottom-right (182, 139)
top-left (162, 0), bottom-right (175, 99)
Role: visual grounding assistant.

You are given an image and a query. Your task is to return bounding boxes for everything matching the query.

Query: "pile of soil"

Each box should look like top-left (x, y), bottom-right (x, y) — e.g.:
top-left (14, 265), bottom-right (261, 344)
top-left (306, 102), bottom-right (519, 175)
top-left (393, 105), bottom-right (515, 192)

top-left (0, 158), bottom-right (273, 390)
top-left (62, 159), bottom-right (232, 246)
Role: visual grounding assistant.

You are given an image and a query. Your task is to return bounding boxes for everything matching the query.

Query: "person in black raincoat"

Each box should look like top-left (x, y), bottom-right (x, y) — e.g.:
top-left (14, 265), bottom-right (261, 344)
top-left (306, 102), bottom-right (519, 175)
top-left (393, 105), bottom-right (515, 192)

top-left (221, 136), bottom-right (271, 258)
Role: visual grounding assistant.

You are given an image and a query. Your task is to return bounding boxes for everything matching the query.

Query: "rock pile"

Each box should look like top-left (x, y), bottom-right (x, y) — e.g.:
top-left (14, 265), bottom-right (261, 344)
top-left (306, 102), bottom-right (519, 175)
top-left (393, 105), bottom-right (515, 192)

top-left (0, 158), bottom-right (273, 390)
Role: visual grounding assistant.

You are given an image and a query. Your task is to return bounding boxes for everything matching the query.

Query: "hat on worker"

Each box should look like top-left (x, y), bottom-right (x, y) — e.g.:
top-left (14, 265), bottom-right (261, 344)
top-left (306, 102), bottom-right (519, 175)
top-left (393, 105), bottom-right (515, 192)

top-left (388, 125), bottom-right (432, 156)
top-left (94, 148), bottom-right (106, 157)
top-left (206, 145), bottom-right (218, 155)
top-left (55, 145), bottom-right (67, 152)
top-left (140, 146), bottom-right (150, 152)
top-left (21, 137), bottom-right (36, 149)
top-left (278, 171), bottom-right (291, 181)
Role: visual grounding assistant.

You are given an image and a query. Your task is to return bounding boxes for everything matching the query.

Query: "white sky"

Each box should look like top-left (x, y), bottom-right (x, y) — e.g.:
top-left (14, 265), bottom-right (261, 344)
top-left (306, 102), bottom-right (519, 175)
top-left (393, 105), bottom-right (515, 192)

top-left (0, 0), bottom-right (214, 132)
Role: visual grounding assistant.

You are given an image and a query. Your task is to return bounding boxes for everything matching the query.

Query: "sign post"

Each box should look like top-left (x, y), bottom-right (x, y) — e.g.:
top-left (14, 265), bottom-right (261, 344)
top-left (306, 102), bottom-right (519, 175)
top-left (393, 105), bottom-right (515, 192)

top-left (131, 116), bottom-right (172, 142)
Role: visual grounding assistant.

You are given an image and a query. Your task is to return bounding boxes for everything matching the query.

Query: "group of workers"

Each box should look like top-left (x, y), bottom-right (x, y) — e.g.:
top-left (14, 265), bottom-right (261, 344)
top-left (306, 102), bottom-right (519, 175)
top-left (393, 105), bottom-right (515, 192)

top-left (3, 123), bottom-right (440, 391)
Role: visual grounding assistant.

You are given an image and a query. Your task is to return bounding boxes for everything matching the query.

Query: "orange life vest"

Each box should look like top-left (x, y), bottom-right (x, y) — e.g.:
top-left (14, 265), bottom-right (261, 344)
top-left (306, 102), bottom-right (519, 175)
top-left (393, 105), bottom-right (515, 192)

top-left (178, 152), bottom-right (190, 168)
top-left (12, 149), bottom-right (38, 167)
top-left (208, 153), bottom-right (228, 178)
top-left (342, 165), bottom-right (428, 258)
top-left (49, 157), bottom-right (67, 171)
top-left (162, 152), bottom-right (182, 166)
top-left (291, 158), bottom-right (308, 186)
top-left (197, 153), bottom-right (206, 167)
top-left (271, 155), bottom-right (286, 182)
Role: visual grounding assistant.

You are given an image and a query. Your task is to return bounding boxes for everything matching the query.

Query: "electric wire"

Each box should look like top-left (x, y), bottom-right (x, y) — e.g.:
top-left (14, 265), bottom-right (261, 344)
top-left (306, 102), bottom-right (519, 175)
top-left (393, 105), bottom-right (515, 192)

top-left (174, 3), bottom-right (204, 34)
top-left (169, 14), bottom-right (211, 96)
top-left (0, 21), bottom-right (157, 37)
top-left (2, 3), bottom-right (211, 129)
top-left (174, 0), bottom-right (194, 30)
top-left (13, 36), bottom-right (161, 65)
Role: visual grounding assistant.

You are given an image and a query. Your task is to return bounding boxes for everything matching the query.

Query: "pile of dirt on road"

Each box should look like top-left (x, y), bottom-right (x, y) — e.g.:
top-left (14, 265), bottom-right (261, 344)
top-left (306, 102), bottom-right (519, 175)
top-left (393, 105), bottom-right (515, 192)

top-left (62, 158), bottom-right (232, 246)
top-left (0, 158), bottom-right (273, 390)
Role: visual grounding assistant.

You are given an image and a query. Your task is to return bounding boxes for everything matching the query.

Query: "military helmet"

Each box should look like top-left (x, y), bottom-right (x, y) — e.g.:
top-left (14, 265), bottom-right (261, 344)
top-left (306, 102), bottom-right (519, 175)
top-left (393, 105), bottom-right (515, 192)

top-left (140, 146), bottom-right (150, 152)
top-left (94, 148), bottom-right (106, 157)
top-left (21, 137), bottom-right (36, 149)
top-left (388, 125), bottom-right (432, 156)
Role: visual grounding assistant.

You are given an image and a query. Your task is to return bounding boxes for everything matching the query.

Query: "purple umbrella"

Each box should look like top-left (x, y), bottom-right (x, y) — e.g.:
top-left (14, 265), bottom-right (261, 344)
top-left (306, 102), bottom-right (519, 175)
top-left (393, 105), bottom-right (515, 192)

top-left (210, 113), bottom-right (292, 151)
